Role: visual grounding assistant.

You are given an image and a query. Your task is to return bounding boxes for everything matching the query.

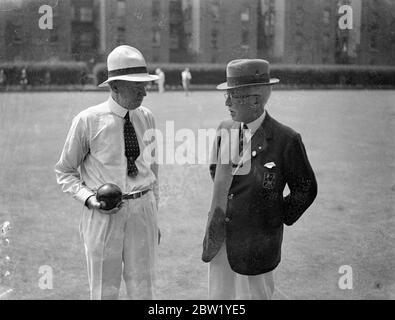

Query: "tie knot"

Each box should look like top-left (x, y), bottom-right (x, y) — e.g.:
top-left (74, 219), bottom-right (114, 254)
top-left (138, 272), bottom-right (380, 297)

top-left (242, 123), bottom-right (248, 130)
top-left (124, 112), bottom-right (130, 121)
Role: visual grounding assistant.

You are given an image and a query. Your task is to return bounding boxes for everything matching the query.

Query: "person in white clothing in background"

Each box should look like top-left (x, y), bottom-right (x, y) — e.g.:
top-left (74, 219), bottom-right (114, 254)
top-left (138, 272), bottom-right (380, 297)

top-left (155, 68), bottom-right (165, 93)
top-left (181, 67), bottom-right (192, 96)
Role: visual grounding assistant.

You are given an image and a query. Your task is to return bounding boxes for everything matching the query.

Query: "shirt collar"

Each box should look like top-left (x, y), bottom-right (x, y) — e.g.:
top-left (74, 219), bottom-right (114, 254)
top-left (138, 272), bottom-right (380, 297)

top-left (108, 95), bottom-right (129, 118)
top-left (242, 110), bottom-right (266, 135)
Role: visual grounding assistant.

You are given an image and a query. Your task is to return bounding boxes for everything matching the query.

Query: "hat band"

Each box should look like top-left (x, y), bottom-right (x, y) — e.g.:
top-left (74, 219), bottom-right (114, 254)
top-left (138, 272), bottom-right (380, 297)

top-left (227, 73), bottom-right (270, 87)
top-left (108, 66), bottom-right (148, 77)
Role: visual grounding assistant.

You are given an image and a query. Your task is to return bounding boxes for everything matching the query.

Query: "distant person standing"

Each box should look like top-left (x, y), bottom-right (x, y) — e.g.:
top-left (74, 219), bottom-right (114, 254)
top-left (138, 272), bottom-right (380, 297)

top-left (20, 67), bottom-right (28, 90)
top-left (0, 69), bottom-right (6, 89)
top-left (181, 67), bottom-right (192, 96)
top-left (44, 70), bottom-right (51, 86)
top-left (155, 68), bottom-right (165, 93)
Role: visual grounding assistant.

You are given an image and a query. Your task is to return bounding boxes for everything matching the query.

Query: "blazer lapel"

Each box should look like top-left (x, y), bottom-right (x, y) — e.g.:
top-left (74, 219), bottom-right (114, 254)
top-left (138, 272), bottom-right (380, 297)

top-left (250, 112), bottom-right (273, 158)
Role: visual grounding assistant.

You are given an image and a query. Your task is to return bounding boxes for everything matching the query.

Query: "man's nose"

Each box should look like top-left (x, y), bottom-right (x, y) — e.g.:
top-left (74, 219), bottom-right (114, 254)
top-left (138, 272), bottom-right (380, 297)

top-left (137, 86), bottom-right (146, 96)
top-left (225, 96), bottom-right (232, 106)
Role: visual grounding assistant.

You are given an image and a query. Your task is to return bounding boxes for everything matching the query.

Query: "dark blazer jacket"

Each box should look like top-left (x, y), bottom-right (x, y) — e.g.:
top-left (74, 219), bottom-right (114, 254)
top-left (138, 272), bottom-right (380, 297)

top-left (202, 112), bottom-right (317, 275)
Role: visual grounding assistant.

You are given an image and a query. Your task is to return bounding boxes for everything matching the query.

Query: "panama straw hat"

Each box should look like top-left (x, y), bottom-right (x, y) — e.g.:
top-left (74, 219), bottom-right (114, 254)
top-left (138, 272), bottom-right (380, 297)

top-left (216, 59), bottom-right (279, 90)
top-left (98, 45), bottom-right (159, 87)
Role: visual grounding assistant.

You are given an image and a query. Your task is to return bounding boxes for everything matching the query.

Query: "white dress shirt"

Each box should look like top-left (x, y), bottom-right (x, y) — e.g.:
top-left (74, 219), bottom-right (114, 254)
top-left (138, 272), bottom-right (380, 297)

top-left (242, 109), bottom-right (266, 139)
top-left (55, 96), bottom-right (159, 205)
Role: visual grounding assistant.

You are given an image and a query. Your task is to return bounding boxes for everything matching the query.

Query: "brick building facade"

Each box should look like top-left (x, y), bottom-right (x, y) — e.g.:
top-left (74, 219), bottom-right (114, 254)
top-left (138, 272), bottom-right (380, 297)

top-left (0, 0), bottom-right (394, 65)
top-left (0, 0), bottom-right (72, 62)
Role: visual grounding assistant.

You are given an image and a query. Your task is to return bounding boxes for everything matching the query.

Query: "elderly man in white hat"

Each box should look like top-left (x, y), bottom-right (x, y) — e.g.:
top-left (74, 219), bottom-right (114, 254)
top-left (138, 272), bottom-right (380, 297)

top-left (202, 59), bottom-right (317, 299)
top-left (55, 45), bottom-right (161, 299)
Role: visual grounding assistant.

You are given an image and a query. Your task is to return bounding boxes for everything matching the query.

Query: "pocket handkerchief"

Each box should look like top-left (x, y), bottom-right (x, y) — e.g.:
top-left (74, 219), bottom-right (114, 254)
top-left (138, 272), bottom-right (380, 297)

top-left (264, 162), bottom-right (276, 169)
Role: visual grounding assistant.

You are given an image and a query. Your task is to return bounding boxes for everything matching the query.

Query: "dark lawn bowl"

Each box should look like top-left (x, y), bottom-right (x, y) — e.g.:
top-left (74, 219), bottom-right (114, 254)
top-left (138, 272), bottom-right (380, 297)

top-left (96, 183), bottom-right (123, 211)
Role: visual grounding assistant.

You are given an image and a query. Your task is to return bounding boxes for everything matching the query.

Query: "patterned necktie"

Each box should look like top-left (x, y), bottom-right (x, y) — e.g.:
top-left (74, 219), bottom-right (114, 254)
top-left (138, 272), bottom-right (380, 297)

top-left (239, 123), bottom-right (248, 156)
top-left (124, 112), bottom-right (140, 177)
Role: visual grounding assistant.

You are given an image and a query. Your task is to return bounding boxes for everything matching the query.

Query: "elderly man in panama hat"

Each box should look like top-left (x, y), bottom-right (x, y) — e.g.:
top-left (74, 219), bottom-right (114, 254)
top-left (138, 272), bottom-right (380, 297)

top-left (55, 45), bottom-right (161, 299)
top-left (202, 59), bottom-right (318, 299)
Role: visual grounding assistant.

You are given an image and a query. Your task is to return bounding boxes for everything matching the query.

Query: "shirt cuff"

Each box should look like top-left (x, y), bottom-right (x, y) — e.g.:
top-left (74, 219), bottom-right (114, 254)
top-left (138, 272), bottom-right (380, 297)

top-left (74, 187), bottom-right (95, 205)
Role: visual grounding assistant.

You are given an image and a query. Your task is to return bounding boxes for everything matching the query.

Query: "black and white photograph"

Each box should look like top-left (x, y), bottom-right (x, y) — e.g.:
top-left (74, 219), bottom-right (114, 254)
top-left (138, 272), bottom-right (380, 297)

top-left (0, 0), bottom-right (394, 305)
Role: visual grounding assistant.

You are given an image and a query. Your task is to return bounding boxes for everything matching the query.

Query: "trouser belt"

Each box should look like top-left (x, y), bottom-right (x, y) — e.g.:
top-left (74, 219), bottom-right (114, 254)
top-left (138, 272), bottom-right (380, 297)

top-left (122, 189), bottom-right (150, 200)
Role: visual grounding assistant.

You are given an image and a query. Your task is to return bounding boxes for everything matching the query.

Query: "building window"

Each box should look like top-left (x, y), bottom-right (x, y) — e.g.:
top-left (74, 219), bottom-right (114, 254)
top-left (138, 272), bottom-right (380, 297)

top-left (211, 29), bottom-right (218, 49)
top-left (52, 5), bottom-right (59, 17)
top-left (50, 25), bottom-right (58, 42)
top-left (370, 35), bottom-right (378, 50)
top-left (80, 32), bottom-right (93, 47)
top-left (80, 7), bottom-right (93, 22)
top-left (241, 29), bottom-right (249, 46)
top-left (322, 33), bottom-right (330, 51)
top-left (264, 10), bottom-right (275, 36)
top-left (241, 5), bottom-right (250, 48)
top-left (12, 25), bottom-right (23, 44)
top-left (48, 16), bottom-right (58, 42)
top-left (71, 5), bottom-right (75, 20)
top-left (211, 1), bottom-right (220, 21)
top-left (323, 9), bottom-right (331, 24)
top-left (241, 7), bottom-right (250, 22)
top-left (185, 32), bottom-right (193, 51)
top-left (152, 0), bottom-right (160, 18)
top-left (152, 50), bottom-right (160, 62)
top-left (116, 27), bottom-right (125, 45)
top-left (368, 12), bottom-right (379, 32)
top-left (391, 19), bottom-right (395, 44)
top-left (152, 29), bottom-right (161, 47)
top-left (295, 6), bottom-right (305, 25)
top-left (117, 0), bottom-right (126, 18)
top-left (295, 32), bottom-right (304, 50)
top-left (184, 2), bottom-right (193, 21)
top-left (342, 39), bottom-right (348, 53)
top-left (50, 31), bottom-right (58, 42)
top-left (8, 16), bottom-right (23, 44)
top-left (169, 24), bottom-right (179, 49)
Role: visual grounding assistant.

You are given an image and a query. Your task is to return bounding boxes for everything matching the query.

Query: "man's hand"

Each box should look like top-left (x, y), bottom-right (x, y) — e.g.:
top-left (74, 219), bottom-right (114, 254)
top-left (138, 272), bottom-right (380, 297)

top-left (86, 195), bottom-right (124, 215)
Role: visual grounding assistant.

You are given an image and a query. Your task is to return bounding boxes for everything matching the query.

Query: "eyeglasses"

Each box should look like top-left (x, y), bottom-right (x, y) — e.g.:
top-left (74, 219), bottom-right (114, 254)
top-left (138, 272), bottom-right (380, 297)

top-left (224, 92), bottom-right (260, 101)
top-left (130, 82), bottom-right (147, 88)
top-left (128, 83), bottom-right (147, 92)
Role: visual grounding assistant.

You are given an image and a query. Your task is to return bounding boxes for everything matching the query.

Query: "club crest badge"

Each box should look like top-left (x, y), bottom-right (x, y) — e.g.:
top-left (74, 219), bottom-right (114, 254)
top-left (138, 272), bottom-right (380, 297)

top-left (263, 172), bottom-right (276, 189)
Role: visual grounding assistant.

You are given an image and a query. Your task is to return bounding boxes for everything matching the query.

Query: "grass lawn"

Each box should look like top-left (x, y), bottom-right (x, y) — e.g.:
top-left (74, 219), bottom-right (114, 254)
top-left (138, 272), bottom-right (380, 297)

top-left (0, 89), bottom-right (394, 300)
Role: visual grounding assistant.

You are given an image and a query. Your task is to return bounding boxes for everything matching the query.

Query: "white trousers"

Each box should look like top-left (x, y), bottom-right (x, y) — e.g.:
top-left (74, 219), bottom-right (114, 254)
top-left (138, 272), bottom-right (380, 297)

top-left (209, 243), bottom-right (275, 300)
top-left (80, 191), bottom-right (158, 300)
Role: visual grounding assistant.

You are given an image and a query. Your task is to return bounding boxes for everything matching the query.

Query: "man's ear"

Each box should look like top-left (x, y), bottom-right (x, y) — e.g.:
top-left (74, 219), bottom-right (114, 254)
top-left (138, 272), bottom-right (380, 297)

top-left (255, 95), bottom-right (260, 105)
top-left (110, 81), bottom-right (119, 93)
top-left (252, 95), bottom-right (260, 107)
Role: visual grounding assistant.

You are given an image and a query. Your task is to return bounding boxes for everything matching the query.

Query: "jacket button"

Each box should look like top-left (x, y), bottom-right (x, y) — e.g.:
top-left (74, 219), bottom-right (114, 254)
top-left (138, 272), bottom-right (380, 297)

top-left (252, 151), bottom-right (257, 157)
top-left (225, 217), bottom-right (230, 223)
top-left (228, 194), bottom-right (233, 199)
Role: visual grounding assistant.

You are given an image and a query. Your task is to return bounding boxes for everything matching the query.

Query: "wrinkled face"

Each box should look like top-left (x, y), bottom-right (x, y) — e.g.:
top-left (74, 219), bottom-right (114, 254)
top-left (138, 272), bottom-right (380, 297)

top-left (225, 86), bottom-right (265, 123)
top-left (113, 81), bottom-right (147, 110)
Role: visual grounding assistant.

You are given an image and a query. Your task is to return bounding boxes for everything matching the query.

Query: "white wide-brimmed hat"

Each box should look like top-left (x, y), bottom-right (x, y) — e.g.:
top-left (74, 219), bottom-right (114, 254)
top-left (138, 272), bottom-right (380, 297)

top-left (98, 45), bottom-right (159, 87)
top-left (216, 59), bottom-right (279, 90)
